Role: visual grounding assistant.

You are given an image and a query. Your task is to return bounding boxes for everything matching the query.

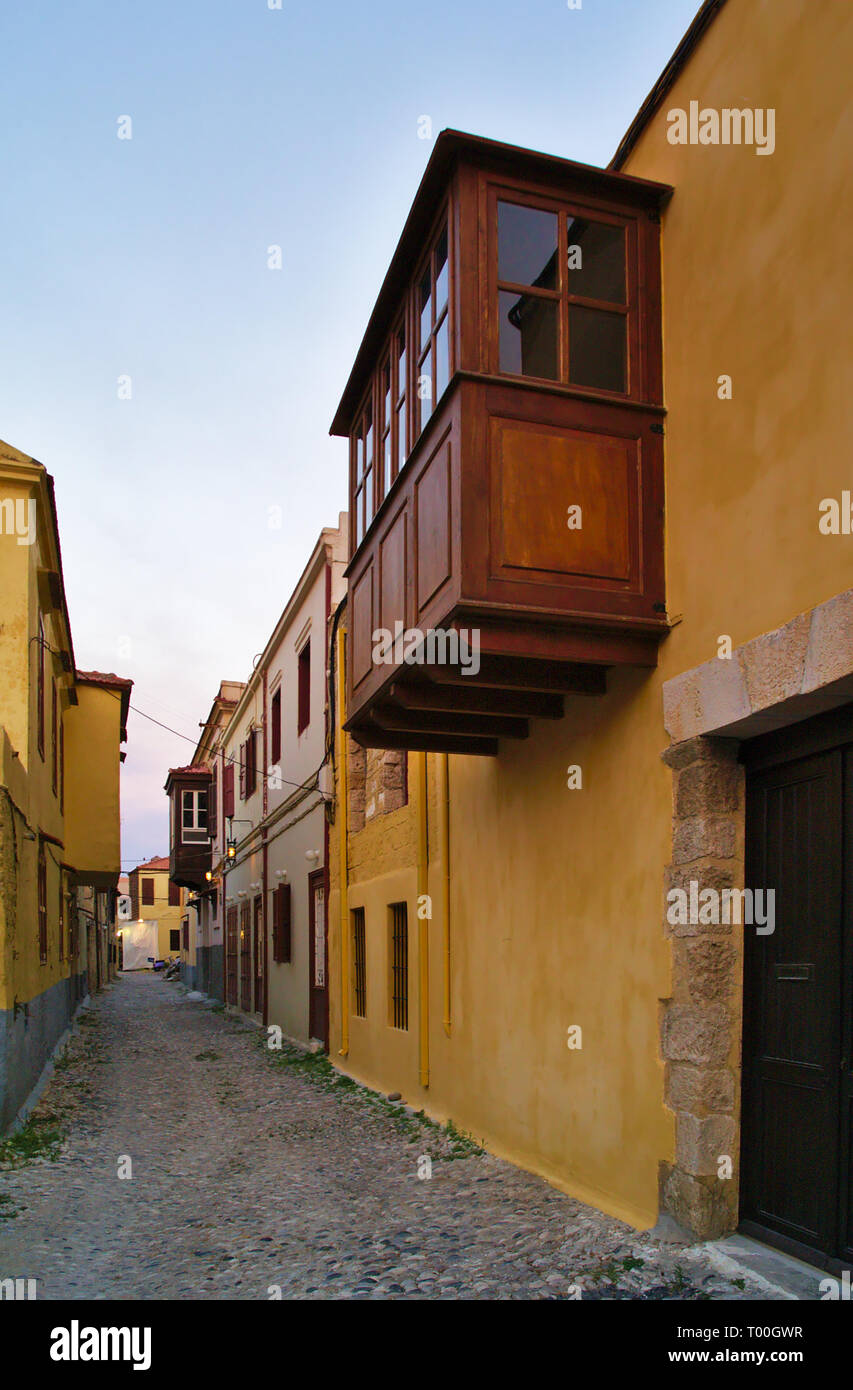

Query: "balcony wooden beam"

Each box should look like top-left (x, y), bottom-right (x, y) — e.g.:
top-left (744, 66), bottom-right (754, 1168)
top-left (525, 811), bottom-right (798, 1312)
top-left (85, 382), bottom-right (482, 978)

top-left (349, 724), bottom-right (499, 757)
top-left (391, 680), bottom-right (565, 720)
top-left (426, 656), bottom-right (608, 697)
top-left (371, 702), bottom-right (529, 741)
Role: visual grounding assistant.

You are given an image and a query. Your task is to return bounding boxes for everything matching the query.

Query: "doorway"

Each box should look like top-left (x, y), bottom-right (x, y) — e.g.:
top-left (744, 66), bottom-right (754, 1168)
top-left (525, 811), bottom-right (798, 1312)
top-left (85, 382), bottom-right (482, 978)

top-left (741, 707), bottom-right (853, 1269)
top-left (308, 870), bottom-right (328, 1048)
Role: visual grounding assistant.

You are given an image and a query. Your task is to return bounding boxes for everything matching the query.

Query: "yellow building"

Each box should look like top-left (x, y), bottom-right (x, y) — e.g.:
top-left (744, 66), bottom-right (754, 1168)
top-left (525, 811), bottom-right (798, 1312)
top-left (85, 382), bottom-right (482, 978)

top-left (327, 0), bottom-right (853, 1270)
top-left (127, 856), bottom-right (186, 965)
top-left (0, 439), bottom-right (131, 1134)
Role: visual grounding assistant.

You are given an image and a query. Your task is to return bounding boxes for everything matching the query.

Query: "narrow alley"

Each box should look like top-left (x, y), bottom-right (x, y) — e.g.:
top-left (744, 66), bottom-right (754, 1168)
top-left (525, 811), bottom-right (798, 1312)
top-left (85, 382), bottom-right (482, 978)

top-left (0, 976), bottom-right (779, 1301)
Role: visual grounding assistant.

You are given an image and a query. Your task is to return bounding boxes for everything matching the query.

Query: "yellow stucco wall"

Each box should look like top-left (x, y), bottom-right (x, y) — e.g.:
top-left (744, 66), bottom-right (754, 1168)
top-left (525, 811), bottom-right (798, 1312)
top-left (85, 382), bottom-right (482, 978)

top-left (328, 0), bottom-right (853, 1229)
top-left (64, 684), bottom-right (122, 883)
top-left (128, 869), bottom-right (185, 962)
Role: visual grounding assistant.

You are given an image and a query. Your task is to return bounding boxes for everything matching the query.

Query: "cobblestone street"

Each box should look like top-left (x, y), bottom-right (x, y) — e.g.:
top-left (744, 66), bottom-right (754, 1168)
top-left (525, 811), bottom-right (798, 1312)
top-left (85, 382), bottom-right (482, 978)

top-left (0, 974), bottom-right (791, 1300)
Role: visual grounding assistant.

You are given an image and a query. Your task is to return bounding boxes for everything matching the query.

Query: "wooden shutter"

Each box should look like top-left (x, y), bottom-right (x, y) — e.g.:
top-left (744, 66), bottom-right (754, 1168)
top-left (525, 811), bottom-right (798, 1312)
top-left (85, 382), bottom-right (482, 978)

top-left (208, 769), bottom-right (218, 841)
top-left (142, 877), bottom-right (155, 906)
top-left (223, 762), bottom-right (235, 819)
top-left (168, 881), bottom-right (180, 906)
top-left (239, 742), bottom-right (246, 799)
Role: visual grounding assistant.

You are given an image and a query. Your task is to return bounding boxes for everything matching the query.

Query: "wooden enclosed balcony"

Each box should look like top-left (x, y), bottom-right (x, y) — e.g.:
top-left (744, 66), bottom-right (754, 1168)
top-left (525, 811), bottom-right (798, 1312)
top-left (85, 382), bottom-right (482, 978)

top-left (164, 765), bottom-right (212, 889)
top-left (331, 131), bottom-right (672, 755)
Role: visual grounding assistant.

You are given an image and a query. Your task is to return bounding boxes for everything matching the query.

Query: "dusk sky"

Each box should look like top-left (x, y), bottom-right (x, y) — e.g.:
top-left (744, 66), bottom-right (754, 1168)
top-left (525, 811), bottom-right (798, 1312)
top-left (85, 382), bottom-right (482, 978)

top-left (0, 0), bottom-right (699, 870)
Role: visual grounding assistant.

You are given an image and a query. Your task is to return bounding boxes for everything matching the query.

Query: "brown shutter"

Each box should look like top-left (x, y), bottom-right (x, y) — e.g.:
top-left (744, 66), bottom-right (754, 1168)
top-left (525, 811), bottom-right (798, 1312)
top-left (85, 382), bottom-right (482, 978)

top-left (223, 762), bottom-right (235, 819)
top-left (209, 769), bottom-right (218, 841)
top-left (272, 885), bottom-right (282, 962)
top-left (239, 743), bottom-right (246, 799)
top-left (142, 877), bottom-right (155, 906)
top-left (168, 881), bottom-right (180, 907)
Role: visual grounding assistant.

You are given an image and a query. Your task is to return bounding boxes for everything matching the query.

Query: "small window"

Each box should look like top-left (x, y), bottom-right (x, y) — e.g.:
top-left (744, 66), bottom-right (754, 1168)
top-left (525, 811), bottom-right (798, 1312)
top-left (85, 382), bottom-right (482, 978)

top-left (352, 908), bottom-right (366, 1018)
top-left (38, 844), bottom-right (48, 963)
top-left (170, 928), bottom-right (181, 952)
top-left (141, 877), bottom-right (155, 906)
top-left (182, 789), bottom-right (209, 841)
top-left (168, 881), bottom-right (180, 907)
top-left (297, 642), bottom-right (311, 735)
top-left (389, 902), bottom-right (408, 1030)
top-left (270, 687), bottom-right (282, 766)
top-left (353, 402), bottom-right (374, 546)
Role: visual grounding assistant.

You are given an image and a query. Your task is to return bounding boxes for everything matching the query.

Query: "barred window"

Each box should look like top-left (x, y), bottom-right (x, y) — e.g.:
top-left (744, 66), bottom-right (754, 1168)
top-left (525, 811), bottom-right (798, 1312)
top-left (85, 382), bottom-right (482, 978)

top-left (389, 902), bottom-right (408, 1030)
top-left (352, 908), bottom-right (366, 1018)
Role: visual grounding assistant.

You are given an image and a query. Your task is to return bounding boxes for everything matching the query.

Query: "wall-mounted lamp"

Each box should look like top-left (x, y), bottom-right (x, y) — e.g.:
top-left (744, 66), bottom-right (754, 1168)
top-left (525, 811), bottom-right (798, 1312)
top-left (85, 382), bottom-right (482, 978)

top-left (205, 870), bottom-right (213, 882)
top-left (274, 869), bottom-right (288, 882)
top-left (226, 839), bottom-right (237, 860)
top-left (305, 849), bottom-right (320, 863)
top-left (237, 889), bottom-right (248, 899)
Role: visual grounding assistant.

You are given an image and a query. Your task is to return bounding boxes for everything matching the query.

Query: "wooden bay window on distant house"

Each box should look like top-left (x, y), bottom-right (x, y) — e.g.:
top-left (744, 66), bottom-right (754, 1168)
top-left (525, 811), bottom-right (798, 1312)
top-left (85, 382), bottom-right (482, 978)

top-left (332, 131), bottom-right (671, 756)
top-left (182, 789), bottom-right (208, 842)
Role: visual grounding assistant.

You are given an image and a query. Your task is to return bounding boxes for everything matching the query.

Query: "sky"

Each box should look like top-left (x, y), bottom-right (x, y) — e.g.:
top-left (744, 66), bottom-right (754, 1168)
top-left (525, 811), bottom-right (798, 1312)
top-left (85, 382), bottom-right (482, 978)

top-left (0, 0), bottom-right (700, 870)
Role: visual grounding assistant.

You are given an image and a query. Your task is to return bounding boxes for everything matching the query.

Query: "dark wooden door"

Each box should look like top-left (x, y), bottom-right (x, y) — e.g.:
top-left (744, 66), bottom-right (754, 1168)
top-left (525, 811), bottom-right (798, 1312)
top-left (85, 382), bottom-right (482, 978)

top-left (742, 719), bottom-right (853, 1267)
top-left (308, 870), bottom-right (328, 1048)
top-left (253, 895), bottom-right (263, 1016)
top-left (240, 901), bottom-right (251, 1012)
top-left (226, 906), bottom-right (238, 1007)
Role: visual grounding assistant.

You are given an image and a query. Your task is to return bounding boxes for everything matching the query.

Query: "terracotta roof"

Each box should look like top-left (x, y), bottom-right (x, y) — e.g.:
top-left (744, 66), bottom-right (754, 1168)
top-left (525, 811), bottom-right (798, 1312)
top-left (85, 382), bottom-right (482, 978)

top-left (75, 670), bottom-right (133, 689)
top-left (133, 856), bottom-right (170, 872)
top-left (167, 764), bottom-right (210, 776)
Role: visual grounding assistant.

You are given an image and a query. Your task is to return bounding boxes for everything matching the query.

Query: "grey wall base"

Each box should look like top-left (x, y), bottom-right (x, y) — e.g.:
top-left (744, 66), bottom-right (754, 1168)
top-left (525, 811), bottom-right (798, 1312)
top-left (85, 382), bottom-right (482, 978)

top-left (195, 945), bottom-right (224, 1002)
top-left (0, 971), bottom-right (88, 1136)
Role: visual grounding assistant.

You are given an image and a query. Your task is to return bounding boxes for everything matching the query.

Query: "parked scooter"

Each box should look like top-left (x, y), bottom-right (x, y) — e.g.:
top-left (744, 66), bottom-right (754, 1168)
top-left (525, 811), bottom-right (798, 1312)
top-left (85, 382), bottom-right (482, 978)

top-left (164, 956), bottom-right (181, 981)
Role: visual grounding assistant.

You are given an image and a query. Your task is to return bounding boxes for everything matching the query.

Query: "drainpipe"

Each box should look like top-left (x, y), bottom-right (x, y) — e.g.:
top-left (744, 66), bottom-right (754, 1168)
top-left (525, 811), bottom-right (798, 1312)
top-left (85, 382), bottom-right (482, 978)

top-left (336, 625), bottom-right (349, 1057)
top-left (417, 751), bottom-right (429, 1088)
top-left (440, 752), bottom-right (451, 1036)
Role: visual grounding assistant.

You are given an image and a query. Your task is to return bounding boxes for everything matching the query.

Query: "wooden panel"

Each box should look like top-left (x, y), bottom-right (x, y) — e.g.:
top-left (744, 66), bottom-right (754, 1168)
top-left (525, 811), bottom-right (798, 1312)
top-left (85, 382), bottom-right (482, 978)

top-left (379, 503), bottom-right (408, 633)
top-left (493, 417), bottom-right (634, 584)
top-left (350, 564), bottom-right (374, 692)
top-left (415, 435), bottom-right (453, 615)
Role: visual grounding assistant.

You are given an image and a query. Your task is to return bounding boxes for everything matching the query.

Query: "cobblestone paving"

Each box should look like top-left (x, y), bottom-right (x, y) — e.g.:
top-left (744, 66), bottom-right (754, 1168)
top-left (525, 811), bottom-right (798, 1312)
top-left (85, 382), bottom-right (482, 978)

top-left (0, 973), bottom-right (774, 1300)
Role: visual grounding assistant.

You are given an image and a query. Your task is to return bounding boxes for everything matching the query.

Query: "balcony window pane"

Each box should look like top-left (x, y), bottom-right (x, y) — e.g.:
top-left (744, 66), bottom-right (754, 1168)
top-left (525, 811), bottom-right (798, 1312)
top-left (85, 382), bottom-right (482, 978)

top-left (498, 201), bottom-right (557, 289)
top-left (419, 269), bottom-right (432, 351)
top-left (355, 485), bottom-right (364, 544)
top-left (435, 227), bottom-right (448, 312)
top-left (435, 316), bottom-right (449, 400)
top-left (567, 218), bottom-right (626, 304)
top-left (365, 466), bottom-right (373, 518)
top-left (418, 346), bottom-right (433, 430)
top-left (499, 290), bottom-right (558, 380)
top-left (356, 434), bottom-right (364, 481)
top-left (396, 402), bottom-right (406, 471)
top-left (382, 361), bottom-right (392, 427)
top-left (569, 306), bottom-right (626, 392)
top-left (397, 337), bottom-right (406, 400)
top-left (365, 406), bottom-right (373, 466)
top-left (384, 432), bottom-right (392, 496)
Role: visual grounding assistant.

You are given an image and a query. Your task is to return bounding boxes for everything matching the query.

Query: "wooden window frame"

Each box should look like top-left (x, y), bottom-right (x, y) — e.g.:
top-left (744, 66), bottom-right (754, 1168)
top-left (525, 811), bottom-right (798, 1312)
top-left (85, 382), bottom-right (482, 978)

top-left (388, 901), bottom-right (408, 1031)
top-left (244, 730), bottom-right (257, 799)
top-left (181, 788), bottom-right (209, 842)
top-left (208, 767), bottom-right (218, 842)
top-left (348, 205), bottom-right (451, 556)
top-left (352, 907), bottom-right (366, 1018)
top-left (413, 218), bottom-right (450, 442)
top-left (488, 181), bottom-right (638, 400)
top-left (170, 928), bottom-right (181, 952)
